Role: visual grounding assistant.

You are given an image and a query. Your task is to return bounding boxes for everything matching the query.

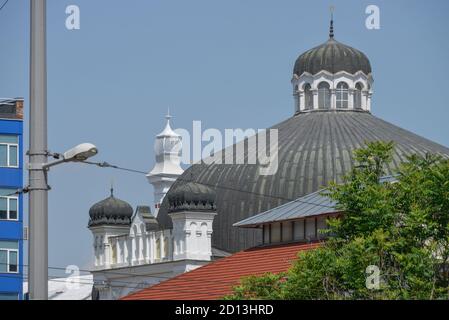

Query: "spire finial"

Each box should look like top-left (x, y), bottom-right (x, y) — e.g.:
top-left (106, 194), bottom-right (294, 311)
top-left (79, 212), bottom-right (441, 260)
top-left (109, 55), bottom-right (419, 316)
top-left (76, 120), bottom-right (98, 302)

top-left (110, 178), bottom-right (114, 197)
top-left (166, 107), bottom-right (172, 122)
top-left (329, 5), bottom-right (335, 38)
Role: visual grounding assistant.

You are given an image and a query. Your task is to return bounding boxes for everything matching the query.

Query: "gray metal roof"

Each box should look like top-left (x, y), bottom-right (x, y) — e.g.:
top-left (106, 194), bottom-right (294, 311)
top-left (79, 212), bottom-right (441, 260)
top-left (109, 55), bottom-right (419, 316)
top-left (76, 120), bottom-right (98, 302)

top-left (233, 175), bottom-right (398, 228)
top-left (233, 189), bottom-right (338, 228)
top-left (293, 38), bottom-right (372, 76)
top-left (156, 110), bottom-right (449, 254)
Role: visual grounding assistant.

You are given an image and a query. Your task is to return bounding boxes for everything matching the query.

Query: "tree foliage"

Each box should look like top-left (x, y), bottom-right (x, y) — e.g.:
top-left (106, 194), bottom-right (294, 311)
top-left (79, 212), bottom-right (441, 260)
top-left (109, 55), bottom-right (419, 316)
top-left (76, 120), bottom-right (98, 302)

top-left (226, 141), bottom-right (449, 299)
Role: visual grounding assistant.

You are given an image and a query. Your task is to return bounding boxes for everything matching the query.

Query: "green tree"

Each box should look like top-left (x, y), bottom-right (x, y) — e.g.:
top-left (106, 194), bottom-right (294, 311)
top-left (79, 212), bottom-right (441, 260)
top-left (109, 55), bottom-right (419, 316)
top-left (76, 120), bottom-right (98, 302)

top-left (226, 141), bottom-right (449, 300)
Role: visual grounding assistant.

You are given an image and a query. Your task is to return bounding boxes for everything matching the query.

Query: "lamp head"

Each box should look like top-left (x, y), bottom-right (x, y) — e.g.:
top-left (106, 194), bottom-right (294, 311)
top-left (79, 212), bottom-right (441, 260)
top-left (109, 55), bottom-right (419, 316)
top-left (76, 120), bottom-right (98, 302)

top-left (63, 143), bottom-right (98, 162)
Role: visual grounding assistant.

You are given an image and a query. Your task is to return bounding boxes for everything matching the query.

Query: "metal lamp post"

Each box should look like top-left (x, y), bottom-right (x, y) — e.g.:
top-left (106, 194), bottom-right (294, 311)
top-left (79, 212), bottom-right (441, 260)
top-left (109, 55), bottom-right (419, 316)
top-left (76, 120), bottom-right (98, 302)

top-left (29, 0), bottom-right (48, 300)
top-left (28, 0), bottom-right (99, 299)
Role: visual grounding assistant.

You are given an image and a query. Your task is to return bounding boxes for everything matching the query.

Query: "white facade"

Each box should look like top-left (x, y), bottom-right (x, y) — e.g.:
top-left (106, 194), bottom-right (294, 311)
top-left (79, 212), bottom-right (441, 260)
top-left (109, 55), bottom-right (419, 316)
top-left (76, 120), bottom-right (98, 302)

top-left (291, 70), bottom-right (373, 114)
top-left (146, 113), bottom-right (184, 216)
top-left (90, 207), bottom-right (216, 300)
top-left (92, 209), bottom-right (216, 270)
top-left (87, 113), bottom-right (221, 300)
top-left (170, 211), bottom-right (216, 261)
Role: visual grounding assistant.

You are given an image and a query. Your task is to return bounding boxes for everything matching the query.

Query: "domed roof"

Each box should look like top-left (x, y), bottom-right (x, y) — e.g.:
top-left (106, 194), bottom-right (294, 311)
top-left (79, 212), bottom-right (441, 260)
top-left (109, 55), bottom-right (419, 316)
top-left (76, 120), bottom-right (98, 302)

top-left (88, 189), bottom-right (133, 227)
top-left (293, 37), bottom-right (372, 76)
top-left (168, 182), bottom-right (216, 213)
top-left (156, 111), bottom-right (449, 253)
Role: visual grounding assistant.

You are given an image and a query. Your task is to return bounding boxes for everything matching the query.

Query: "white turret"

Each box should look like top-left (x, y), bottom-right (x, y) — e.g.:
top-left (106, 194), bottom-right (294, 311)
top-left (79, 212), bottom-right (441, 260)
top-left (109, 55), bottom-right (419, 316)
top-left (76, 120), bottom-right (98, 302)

top-left (147, 112), bottom-right (184, 216)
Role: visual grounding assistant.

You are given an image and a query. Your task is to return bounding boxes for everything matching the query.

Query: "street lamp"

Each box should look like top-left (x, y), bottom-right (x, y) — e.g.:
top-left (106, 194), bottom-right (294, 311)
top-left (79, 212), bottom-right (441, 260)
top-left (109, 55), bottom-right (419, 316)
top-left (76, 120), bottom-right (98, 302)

top-left (43, 143), bottom-right (99, 169)
top-left (29, 0), bottom-right (101, 299)
top-left (28, 143), bottom-right (98, 300)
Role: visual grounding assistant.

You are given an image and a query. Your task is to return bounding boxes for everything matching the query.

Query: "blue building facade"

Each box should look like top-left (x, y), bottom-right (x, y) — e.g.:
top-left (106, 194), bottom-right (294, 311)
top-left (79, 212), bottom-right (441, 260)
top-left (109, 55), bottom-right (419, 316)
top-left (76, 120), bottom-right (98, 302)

top-left (0, 98), bottom-right (24, 300)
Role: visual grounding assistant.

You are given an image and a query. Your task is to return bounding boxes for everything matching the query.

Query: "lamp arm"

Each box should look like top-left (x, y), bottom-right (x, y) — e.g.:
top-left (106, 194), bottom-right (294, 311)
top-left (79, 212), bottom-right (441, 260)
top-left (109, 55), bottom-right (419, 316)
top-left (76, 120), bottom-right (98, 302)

top-left (41, 158), bottom-right (67, 170)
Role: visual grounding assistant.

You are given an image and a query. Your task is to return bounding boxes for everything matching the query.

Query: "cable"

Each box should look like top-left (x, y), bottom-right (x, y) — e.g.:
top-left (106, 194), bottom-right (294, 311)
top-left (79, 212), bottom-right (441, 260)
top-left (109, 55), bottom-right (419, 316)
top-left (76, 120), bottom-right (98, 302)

top-left (0, 0), bottom-right (8, 12)
top-left (82, 160), bottom-right (337, 210)
top-left (0, 260), bottom-right (264, 288)
top-left (0, 245), bottom-right (325, 288)
top-left (0, 272), bottom-right (248, 299)
top-left (14, 160), bottom-right (336, 210)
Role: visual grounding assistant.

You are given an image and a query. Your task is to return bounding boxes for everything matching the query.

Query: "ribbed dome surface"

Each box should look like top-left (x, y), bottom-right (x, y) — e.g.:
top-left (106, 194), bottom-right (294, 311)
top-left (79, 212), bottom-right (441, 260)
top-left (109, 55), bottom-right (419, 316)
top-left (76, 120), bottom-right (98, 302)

top-left (156, 111), bottom-right (449, 253)
top-left (88, 192), bottom-right (133, 227)
top-left (293, 38), bottom-right (372, 76)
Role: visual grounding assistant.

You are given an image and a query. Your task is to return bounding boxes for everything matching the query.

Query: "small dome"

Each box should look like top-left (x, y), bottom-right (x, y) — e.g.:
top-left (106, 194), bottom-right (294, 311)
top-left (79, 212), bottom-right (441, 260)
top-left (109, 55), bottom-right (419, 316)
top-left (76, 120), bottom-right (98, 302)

top-left (88, 190), bottom-right (133, 227)
top-left (293, 37), bottom-right (372, 76)
top-left (167, 182), bottom-right (216, 213)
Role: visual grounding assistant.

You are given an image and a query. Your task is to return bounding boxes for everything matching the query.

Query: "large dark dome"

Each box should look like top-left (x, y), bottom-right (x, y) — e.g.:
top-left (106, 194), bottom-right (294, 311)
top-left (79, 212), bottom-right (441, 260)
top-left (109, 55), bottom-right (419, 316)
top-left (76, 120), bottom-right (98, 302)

top-left (88, 191), bottom-right (133, 227)
top-left (293, 38), bottom-right (372, 76)
top-left (157, 111), bottom-right (449, 253)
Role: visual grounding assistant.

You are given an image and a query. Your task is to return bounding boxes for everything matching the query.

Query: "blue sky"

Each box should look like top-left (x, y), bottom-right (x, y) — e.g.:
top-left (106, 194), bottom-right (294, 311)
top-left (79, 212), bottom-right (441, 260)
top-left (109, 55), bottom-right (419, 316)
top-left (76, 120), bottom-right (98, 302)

top-left (1, 0), bottom-right (449, 274)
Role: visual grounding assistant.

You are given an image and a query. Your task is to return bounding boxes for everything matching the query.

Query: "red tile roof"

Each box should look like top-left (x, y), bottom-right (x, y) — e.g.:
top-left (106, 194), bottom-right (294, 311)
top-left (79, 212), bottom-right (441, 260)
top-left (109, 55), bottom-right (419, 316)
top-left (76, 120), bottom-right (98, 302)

top-left (122, 242), bottom-right (320, 300)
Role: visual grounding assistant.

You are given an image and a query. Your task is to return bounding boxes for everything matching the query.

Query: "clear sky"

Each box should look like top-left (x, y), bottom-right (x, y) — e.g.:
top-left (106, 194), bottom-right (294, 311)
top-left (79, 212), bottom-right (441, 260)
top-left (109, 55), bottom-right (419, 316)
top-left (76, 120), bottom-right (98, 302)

top-left (1, 0), bottom-right (449, 275)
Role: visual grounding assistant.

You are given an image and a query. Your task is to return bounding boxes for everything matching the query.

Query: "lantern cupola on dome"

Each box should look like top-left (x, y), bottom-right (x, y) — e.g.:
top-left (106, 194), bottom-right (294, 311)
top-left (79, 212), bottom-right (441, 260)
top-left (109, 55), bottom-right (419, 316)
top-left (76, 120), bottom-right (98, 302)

top-left (291, 15), bottom-right (373, 114)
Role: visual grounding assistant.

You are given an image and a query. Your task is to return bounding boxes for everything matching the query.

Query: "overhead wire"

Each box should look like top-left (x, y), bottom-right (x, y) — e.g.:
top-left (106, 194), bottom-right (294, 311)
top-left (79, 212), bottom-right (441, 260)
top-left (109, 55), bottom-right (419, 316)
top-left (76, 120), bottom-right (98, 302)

top-left (81, 160), bottom-right (337, 210)
top-left (0, 0), bottom-right (9, 12)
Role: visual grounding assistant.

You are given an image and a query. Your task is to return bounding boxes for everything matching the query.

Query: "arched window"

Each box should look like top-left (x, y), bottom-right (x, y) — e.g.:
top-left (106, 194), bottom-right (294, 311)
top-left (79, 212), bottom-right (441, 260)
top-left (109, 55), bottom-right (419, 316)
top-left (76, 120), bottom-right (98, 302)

top-left (318, 82), bottom-right (331, 109)
top-left (304, 84), bottom-right (313, 110)
top-left (354, 83), bottom-right (363, 109)
top-left (155, 238), bottom-right (161, 260)
top-left (163, 237), bottom-right (169, 258)
top-left (111, 243), bottom-right (117, 265)
top-left (336, 82), bottom-right (349, 109)
top-left (133, 225), bottom-right (139, 261)
top-left (294, 84), bottom-right (300, 112)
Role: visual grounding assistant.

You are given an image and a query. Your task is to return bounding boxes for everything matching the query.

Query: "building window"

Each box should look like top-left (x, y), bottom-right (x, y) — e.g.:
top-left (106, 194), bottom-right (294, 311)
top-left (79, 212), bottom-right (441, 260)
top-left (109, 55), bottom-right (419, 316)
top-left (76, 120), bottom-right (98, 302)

top-left (293, 220), bottom-right (305, 241)
top-left (336, 82), bottom-right (349, 109)
top-left (263, 225), bottom-right (270, 244)
top-left (318, 82), bottom-right (331, 109)
top-left (316, 216), bottom-right (328, 240)
top-left (305, 218), bottom-right (316, 240)
top-left (270, 222), bottom-right (281, 243)
top-left (0, 241), bottom-right (19, 273)
top-left (0, 292), bottom-right (19, 300)
top-left (304, 84), bottom-right (313, 110)
top-left (354, 83), bottom-right (363, 109)
top-left (282, 222), bottom-right (293, 242)
top-left (0, 189), bottom-right (19, 221)
top-left (0, 135), bottom-right (19, 168)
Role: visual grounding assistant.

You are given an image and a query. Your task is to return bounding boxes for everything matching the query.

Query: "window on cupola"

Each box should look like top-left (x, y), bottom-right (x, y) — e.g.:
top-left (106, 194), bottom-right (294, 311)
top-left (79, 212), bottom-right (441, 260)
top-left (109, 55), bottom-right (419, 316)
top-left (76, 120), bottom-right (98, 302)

top-left (318, 82), bottom-right (331, 109)
top-left (304, 84), bottom-right (313, 110)
top-left (336, 82), bottom-right (349, 109)
top-left (294, 85), bottom-right (300, 112)
top-left (354, 83), bottom-right (363, 109)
